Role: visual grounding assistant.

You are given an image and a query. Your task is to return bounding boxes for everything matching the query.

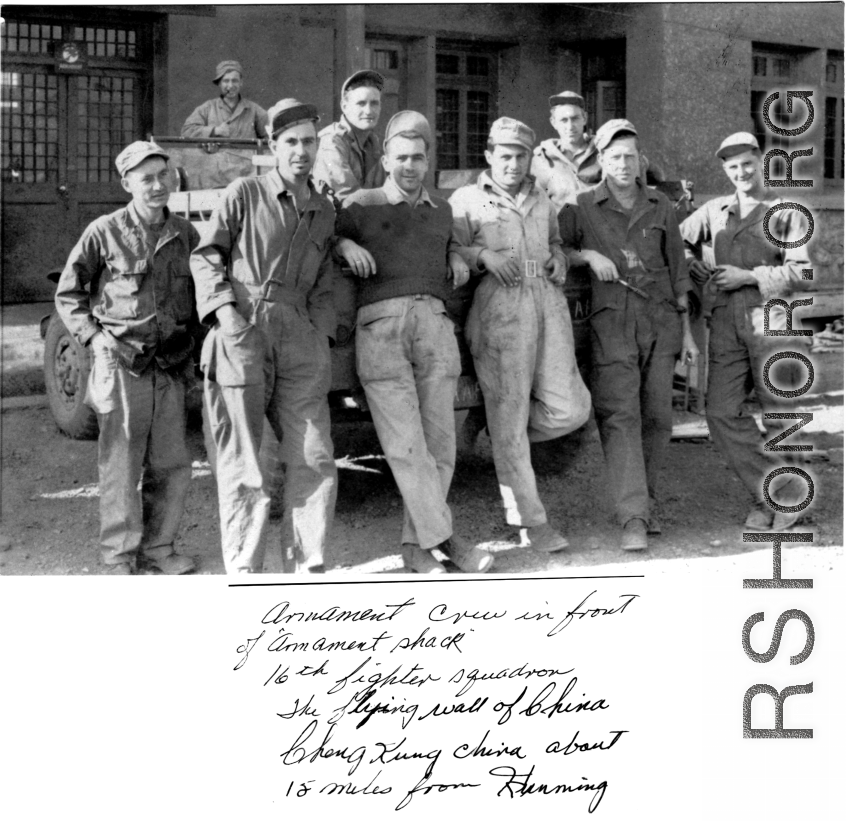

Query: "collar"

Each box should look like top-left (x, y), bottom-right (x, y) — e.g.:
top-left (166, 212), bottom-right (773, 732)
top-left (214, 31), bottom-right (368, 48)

top-left (268, 169), bottom-right (321, 212)
top-left (382, 175), bottom-right (436, 207)
top-left (124, 200), bottom-right (172, 229)
top-left (477, 170), bottom-right (535, 200)
top-left (721, 193), bottom-right (778, 215)
top-left (340, 116), bottom-right (378, 152)
top-left (592, 178), bottom-right (657, 205)
top-left (218, 95), bottom-right (245, 117)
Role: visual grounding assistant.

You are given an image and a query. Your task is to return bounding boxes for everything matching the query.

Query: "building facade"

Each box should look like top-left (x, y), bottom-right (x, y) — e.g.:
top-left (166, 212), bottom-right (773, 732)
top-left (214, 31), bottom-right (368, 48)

top-left (2, 2), bottom-right (843, 306)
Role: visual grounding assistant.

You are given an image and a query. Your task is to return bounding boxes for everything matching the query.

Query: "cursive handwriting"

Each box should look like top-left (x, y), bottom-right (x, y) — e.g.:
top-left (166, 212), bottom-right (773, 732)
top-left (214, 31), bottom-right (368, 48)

top-left (547, 592), bottom-right (639, 636)
top-left (489, 764), bottom-right (608, 812)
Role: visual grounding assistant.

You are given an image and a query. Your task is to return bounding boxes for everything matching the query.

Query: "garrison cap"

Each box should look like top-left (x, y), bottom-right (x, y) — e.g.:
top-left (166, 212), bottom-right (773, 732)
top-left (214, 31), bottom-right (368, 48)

top-left (488, 117), bottom-right (536, 151)
top-left (115, 141), bottom-right (169, 177)
top-left (384, 110), bottom-right (432, 149)
top-left (341, 69), bottom-right (385, 97)
top-left (715, 131), bottom-right (760, 160)
top-left (548, 90), bottom-right (586, 109)
top-left (595, 118), bottom-right (638, 152)
top-left (213, 60), bottom-right (243, 84)
top-left (266, 98), bottom-right (320, 139)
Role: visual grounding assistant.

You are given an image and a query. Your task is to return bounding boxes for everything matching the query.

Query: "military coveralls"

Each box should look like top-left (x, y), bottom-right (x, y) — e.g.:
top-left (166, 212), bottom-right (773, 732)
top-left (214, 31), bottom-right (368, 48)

top-left (191, 171), bottom-right (337, 573)
top-left (681, 195), bottom-right (810, 506)
top-left (55, 202), bottom-right (199, 567)
top-left (336, 177), bottom-right (462, 551)
top-left (181, 96), bottom-right (268, 187)
top-left (451, 172), bottom-right (591, 527)
top-left (531, 137), bottom-right (602, 210)
top-left (312, 117), bottom-right (386, 203)
top-left (559, 180), bottom-right (691, 526)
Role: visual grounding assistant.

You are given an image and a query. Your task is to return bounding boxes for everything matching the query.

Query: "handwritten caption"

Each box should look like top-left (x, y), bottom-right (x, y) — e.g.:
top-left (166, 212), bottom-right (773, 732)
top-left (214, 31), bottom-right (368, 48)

top-left (231, 588), bottom-right (639, 813)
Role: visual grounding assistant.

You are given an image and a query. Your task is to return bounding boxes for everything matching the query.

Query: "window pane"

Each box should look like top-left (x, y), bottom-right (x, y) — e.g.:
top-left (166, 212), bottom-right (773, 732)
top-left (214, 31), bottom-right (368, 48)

top-left (435, 88), bottom-right (460, 170)
top-left (825, 96), bottom-right (837, 178)
top-left (753, 56), bottom-right (768, 77)
top-left (436, 53), bottom-right (460, 75)
top-left (467, 55), bottom-right (489, 77)
top-left (466, 91), bottom-right (490, 167)
top-left (369, 49), bottom-right (398, 71)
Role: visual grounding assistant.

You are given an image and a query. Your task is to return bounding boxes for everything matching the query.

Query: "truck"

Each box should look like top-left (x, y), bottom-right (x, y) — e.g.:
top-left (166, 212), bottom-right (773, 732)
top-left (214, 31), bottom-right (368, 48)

top-left (42, 136), bottom-right (695, 441)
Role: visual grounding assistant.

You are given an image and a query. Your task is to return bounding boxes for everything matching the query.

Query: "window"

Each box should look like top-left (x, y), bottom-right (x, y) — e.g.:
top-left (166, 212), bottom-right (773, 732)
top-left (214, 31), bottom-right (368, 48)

top-left (750, 45), bottom-right (801, 177)
top-left (580, 41), bottom-right (626, 131)
top-left (435, 46), bottom-right (497, 171)
top-left (824, 51), bottom-right (844, 182)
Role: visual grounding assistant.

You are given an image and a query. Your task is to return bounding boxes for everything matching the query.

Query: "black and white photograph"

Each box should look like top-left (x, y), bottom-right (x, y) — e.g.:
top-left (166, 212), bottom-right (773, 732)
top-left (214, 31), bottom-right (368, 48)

top-left (1, 2), bottom-right (845, 818)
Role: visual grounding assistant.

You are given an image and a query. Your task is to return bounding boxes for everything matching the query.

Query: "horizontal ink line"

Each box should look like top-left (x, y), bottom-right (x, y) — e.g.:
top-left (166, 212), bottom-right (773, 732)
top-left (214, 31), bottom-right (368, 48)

top-left (229, 574), bottom-right (646, 588)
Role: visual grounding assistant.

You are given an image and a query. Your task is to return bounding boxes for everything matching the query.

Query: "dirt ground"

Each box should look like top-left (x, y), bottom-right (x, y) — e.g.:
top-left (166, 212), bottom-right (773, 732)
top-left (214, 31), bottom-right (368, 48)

top-left (0, 401), bottom-right (842, 575)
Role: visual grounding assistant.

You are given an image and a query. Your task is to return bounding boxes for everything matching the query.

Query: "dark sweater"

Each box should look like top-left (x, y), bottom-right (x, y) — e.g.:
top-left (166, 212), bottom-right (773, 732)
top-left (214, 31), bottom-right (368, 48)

top-left (335, 185), bottom-right (454, 308)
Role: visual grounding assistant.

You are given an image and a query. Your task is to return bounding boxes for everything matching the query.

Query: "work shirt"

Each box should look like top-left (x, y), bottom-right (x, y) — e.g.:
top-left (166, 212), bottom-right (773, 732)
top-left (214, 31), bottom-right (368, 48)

top-left (531, 137), bottom-right (602, 210)
top-left (190, 169), bottom-right (336, 341)
top-left (312, 117), bottom-right (385, 203)
top-left (559, 179), bottom-right (690, 312)
top-left (55, 202), bottom-right (199, 376)
top-left (680, 194), bottom-right (810, 311)
top-left (181, 96), bottom-right (268, 140)
top-left (335, 176), bottom-right (455, 307)
top-left (449, 171), bottom-right (566, 274)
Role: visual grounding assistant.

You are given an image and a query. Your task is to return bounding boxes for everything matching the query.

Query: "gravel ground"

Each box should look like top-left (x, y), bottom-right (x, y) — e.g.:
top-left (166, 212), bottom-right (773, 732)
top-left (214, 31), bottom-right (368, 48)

top-left (0, 401), bottom-right (842, 576)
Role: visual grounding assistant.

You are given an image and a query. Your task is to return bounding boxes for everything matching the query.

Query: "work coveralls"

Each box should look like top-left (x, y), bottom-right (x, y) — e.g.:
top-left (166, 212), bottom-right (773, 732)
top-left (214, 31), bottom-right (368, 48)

top-left (681, 195), bottom-right (810, 507)
top-left (55, 203), bottom-right (199, 566)
top-left (191, 171), bottom-right (337, 573)
top-left (181, 96), bottom-right (268, 187)
top-left (559, 180), bottom-right (690, 526)
top-left (312, 117), bottom-right (386, 203)
top-left (335, 179), bottom-right (461, 551)
top-left (451, 172), bottom-right (591, 527)
top-left (531, 137), bottom-right (602, 210)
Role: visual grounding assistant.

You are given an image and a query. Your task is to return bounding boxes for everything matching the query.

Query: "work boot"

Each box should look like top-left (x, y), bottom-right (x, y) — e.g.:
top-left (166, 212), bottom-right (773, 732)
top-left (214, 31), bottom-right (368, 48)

top-left (771, 510), bottom-right (802, 531)
top-left (744, 504), bottom-right (774, 531)
top-left (144, 552), bottom-right (196, 575)
top-left (621, 518), bottom-right (648, 551)
top-left (520, 522), bottom-right (569, 553)
top-left (401, 544), bottom-right (447, 574)
top-left (443, 534), bottom-right (494, 573)
top-left (104, 559), bottom-right (136, 575)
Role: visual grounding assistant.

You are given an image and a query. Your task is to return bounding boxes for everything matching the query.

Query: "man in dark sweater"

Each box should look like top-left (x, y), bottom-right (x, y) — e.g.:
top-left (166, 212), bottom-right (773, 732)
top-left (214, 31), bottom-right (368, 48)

top-left (335, 111), bottom-right (494, 574)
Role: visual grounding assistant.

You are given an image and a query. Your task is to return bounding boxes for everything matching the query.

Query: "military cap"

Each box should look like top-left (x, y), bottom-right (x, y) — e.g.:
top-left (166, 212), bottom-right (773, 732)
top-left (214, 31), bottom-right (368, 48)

top-left (488, 117), bottom-right (536, 151)
top-left (594, 118), bottom-right (638, 152)
top-left (384, 110), bottom-right (432, 149)
top-left (115, 141), bottom-right (169, 177)
top-left (548, 90), bottom-right (586, 109)
top-left (715, 131), bottom-right (760, 160)
top-left (213, 60), bottom-right (244, 84)
top-left (341, 69), bottom-right (385, 97)
top-left (267, 98), bottom-right (320, 139)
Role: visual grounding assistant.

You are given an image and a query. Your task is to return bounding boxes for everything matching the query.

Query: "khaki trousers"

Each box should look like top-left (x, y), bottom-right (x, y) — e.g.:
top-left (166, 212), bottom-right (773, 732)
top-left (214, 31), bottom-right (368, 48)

top-left (87, 349), bottom-right (192, 565)
top-left (356, 295), bottom-right (461, 550)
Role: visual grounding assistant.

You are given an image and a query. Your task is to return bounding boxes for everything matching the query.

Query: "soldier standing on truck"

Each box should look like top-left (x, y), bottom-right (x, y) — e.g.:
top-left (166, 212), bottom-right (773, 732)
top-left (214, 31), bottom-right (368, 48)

top-left (312, 70), bottom-right (386, 203)
top-left (334, 110), bottom-right (494, 574)
top-left (450, 117), bottom-right (591, 555)
top-left (54, 141), bottom-right (199, 575)
top-left (181, 60), bottom-right (268, 186)
top-left (531, 90), bottom-right (602, 210)
top-left (680, 132), bottom-right (810, 531)
top-left (559, 119), bottom-right (699, 551)
top-left (191, 99), bottom-right (337, 574)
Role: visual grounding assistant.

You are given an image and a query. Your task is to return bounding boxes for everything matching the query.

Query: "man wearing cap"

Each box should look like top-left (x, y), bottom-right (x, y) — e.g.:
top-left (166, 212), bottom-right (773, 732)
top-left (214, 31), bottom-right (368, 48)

top-left (681, 132), bottom-right (810, 531)
top-left (532, 91), bottom-right (602, 210)
top-left (55, 141), bottom-right (199, 575)
top-left (333, 111), bottom-right (493, 574)
top-left (559, 119), bottom-right (698, 550)
top-left (181, 60), bottom-right (268, 186)
top-left (450, 117), bottom-right (592, 555)
top-left (191, 99), bottom-right (337, 574)
top-left (312, 70), bottom-right (386, 203)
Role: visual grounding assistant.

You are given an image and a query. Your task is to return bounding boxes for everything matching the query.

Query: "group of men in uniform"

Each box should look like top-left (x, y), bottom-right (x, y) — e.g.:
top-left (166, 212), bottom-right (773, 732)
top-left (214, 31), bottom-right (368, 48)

top-left (54, 61), bottom-right (809, 575)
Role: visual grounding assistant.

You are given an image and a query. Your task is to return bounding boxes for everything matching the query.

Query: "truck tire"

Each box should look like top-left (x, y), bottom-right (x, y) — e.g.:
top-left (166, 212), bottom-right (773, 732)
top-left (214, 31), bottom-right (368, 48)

top-left (43, 313), bottom-right (98, 440)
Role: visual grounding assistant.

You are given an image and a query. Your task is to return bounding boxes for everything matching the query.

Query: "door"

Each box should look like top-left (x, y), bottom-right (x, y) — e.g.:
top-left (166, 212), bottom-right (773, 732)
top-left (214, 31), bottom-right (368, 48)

top-left (1, 11), bottom-right (153, 303)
